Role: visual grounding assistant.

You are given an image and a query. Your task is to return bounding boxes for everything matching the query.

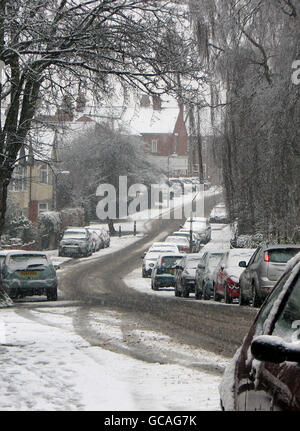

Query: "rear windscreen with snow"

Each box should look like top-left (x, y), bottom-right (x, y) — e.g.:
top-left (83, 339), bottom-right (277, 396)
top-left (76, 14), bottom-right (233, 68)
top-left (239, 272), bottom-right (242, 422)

top-left (268, 248), bottom-right (300, 263)
top-left (9, 254), bottom-right (48, 268)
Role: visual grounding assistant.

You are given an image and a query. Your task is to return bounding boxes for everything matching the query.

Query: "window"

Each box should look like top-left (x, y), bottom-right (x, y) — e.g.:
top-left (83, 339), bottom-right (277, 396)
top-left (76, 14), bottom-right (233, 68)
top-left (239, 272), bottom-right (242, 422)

top-left (39, 164), bottom-right (51, 184)
top-left (38, 202), bottom-right (48, 214)
top-left (11, 165), bottom-right (27, 192)
top-left (151, 139), bottom-right (158, 153)
top-left (253, 271), bottom-right (292, 336)
top-left (272, 274), bottom-right (300, 343)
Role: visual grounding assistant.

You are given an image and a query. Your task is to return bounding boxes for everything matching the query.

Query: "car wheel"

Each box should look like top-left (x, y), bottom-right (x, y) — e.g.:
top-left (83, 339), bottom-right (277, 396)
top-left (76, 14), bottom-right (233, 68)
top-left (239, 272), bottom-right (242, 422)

top-left (239, 285), bottom-right (247, 306)
top-left (175, 284), bottom-right (181, 297)
top-left (251, 282), bottom-right (261, 308)
top-left (195, 285), bottom-right (201, 300)
top-left (47, 289), bottom-right (57, 301)
top-left (224, 286), bottom-right (232, 304)
top-left (182, 286), bottom-right (189, 298)
top-left (213, 284), bottom-right (220, 302)
top-left (152, 281), bottom-right (159, 291)
top-left (203, 283), bottom-right (210, 300)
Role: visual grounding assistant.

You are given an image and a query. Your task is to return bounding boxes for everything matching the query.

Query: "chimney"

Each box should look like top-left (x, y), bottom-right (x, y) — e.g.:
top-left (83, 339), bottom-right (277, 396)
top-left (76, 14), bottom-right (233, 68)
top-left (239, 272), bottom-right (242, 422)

top-left (140, 94), bottom-right (150, 108)
top-left (152, 95), bottom-right (162, 111)
top-left (76, 91), bottom-right (87, 113)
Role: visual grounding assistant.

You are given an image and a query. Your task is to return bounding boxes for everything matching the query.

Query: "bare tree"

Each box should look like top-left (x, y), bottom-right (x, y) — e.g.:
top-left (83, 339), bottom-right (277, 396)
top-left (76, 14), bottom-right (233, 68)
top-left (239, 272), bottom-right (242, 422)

top-left (0, 0), bottom-right (204, 236)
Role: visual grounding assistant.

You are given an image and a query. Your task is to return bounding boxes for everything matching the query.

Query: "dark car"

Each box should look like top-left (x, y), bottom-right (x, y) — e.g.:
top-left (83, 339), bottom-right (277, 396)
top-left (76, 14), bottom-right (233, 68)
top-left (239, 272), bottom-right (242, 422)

top-left (219, 252), bottom-right (300, 411)
top-left (239, 244), bottom-right (300, 307)
top-left (214, 248), bottom-right (256, 304)
top-left (151, 253), bottom-right (185, 290)
top-left (174, 254), bottom-right (203, 298)
top-left (195, 250), bottom-right (224, 300)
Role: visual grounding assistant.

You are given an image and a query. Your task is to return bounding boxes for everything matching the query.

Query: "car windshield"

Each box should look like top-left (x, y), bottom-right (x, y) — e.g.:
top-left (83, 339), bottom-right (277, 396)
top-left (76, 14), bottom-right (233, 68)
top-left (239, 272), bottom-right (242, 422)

top-left (268, 248), bottom-right (300, 263)
top-left (227, 251), bottom-right (255, 267)
top-left (63, 232), bottom-right (86, 239)
top-left (186, 259), bottom-right (201, 269)
top-left (208, 254), bottom-right (223, 267)
top-left (9, 254), bottom-right (48, 268)
top-left (160, 256), bottom-right (183, 267)
top-left (167, 237), bottom-right (188, 244)
top-left (272, 274), bottom-right (300, 342)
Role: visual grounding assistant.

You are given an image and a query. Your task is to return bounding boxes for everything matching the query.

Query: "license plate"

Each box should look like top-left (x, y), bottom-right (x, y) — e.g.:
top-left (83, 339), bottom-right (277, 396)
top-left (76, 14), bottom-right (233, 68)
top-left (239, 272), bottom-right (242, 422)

top-left (19, 271), bottom-right (38, 277)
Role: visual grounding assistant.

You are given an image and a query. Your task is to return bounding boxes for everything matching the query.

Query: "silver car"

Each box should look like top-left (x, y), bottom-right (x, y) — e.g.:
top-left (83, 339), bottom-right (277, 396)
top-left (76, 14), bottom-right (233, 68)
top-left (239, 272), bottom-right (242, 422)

top-left (59, 227), bottom-right (93, 257)
top-left (195, 250), bottom-right (224, 299)
top-left (239, 244), bottom-right (300, 307)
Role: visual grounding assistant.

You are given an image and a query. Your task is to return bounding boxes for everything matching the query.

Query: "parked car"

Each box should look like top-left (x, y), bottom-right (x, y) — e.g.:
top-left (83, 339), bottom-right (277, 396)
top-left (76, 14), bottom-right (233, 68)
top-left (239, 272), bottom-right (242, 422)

top-left (174, 254), bottom-right (203, 298)
top-left (214, 248), bottom-right (256, 303)
top-left (165, 236), bottom-right (190, 253)
top-left (171, 231), bottom-right (201, 252)
top-left (151, 252), bottom-right (185, 290)
top-left (148, 242), bottom-right (179, 253)
top-left (59, 227), bottom-right (93, 257)
top-left (195, 250), bottom-right (224, 299)
top-left (209, 204), bottom-right (228, 224)
top-left (182, 217), bottom-right (211, 244)
top-left (239, 244), bottom-right (300, 307)
top-left (142, 248), bottom-right (177, 278)
top-left (1, 250), bottom-right (58, 301)
top-left (219, 251), bottom-right (300, 411)
top-left (87, 229), bottom-right (103, 252)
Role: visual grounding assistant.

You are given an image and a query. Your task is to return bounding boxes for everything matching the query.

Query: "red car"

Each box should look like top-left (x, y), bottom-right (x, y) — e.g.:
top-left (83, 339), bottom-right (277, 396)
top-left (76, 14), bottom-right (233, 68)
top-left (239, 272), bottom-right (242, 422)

top-left (219, 252), bottom-right (300, 410)
top-left (213, 249), bottom-right (256, 303)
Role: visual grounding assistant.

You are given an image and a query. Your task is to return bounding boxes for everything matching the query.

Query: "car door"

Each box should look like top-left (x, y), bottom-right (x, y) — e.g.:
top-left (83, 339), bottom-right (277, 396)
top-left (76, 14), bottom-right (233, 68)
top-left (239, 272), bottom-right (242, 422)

top-left (240, 247), bottom-right (261, 298)
top-left (216, 253), bottom-right (228, 296)
top-left (235, 269), bottom-right (300, 410)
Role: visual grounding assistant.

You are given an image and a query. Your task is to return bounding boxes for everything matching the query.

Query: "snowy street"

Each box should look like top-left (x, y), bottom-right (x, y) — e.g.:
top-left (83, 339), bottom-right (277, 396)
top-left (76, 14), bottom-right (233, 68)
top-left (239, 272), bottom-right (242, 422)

top-left (0, 231), bottom-right (229, 411)
top-left (0, 192), bottom-right (239, 412)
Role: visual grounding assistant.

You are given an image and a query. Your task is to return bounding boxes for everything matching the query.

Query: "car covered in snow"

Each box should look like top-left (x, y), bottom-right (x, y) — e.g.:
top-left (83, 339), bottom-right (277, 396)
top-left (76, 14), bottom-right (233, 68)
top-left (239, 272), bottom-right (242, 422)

top-left (174, 254), bottom-right (203, 298)
top-left (86, 229), bottom-right (103, 252)
top-left (165, 235), bottom-right (190, 253)
top-left (151, 252), bottom-right (185, 290)
top-left (209, 203), bottom-right (228, 224)
top-left (148, 242), bottom-right (179, 254)
top-left (219, 252), bottom-right (300, 411)
top-left (171, 231), bottom-right (201, 253)
top-left (238, 244), bottom-right (300, 307)
top-left (59, 227), bottom-right (93, 257)
top-left (1, 250), bottom-right (58, 301)
top-left (182, 217), bottom-right (211, 244)
top-left (142, 248), bottom-right (178, 278)
top-left (213, 248), bottom-right (256, 303)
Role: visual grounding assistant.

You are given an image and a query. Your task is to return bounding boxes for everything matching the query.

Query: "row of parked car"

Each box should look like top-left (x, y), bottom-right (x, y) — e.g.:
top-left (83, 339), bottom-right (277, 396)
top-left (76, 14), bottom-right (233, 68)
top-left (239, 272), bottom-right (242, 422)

top-left (140, 209), bottom-right (300, 410)
top-left (0, 225), bottom-right (111, 302)
top-left (142, 211), bottom-right (300, 309)
top-left (58, 225), bottom-right (110, 257)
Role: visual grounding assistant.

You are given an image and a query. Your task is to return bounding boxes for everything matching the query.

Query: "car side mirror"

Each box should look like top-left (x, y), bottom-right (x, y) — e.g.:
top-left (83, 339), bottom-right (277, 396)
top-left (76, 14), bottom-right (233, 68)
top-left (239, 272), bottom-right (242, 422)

top-left (54, 264), bottom-right (60, 270)
top-left (251, 335), bottom-right (300, 364)
top-left (239, 261), bottom-right (247, 268)
top-left (197, 264), bottom-right (205, 271)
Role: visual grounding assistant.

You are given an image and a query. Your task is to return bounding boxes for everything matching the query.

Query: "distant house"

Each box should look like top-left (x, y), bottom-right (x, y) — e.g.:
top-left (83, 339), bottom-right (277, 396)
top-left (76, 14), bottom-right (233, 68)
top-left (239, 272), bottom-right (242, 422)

top-left (8, 129), bottom-right (58, 222)
top-left (8, 94), bottom-right (97, 223)
top-left (96, 95), bottom-right (190, 177)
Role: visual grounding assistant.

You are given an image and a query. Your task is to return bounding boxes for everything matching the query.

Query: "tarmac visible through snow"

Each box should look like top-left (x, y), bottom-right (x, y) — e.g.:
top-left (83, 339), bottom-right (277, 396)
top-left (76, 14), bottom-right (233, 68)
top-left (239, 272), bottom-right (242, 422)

top-left (0, 188), bottom-right (256, 412)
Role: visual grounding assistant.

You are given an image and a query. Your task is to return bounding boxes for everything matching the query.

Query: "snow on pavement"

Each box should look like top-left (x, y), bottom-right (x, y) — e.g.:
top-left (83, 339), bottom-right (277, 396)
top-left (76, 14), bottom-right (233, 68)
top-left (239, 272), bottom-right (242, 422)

top-left (0, 305), bottom-right (225, 411)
